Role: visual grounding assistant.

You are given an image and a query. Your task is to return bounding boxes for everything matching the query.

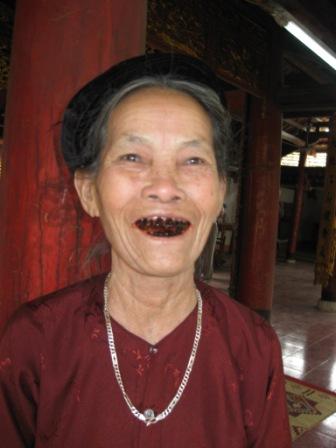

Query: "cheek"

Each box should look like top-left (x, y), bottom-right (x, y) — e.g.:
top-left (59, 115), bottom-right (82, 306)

top-left (189, 176), bottom-right (223, 215)
top-left (96, 173), bottom-right (134, 214)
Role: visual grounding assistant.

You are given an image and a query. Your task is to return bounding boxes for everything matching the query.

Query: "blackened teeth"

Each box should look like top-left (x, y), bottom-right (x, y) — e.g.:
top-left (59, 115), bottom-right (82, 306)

top-left (135, 216), bottom-right (190, 236)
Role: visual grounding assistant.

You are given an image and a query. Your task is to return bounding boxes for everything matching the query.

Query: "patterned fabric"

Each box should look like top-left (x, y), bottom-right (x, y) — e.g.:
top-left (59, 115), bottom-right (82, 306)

top-left (315, 113), bottom-right (336, 285)
top-left (286, 377), bottom-right (336, 441)
top-left (0, 275), bottom-right (291, 447)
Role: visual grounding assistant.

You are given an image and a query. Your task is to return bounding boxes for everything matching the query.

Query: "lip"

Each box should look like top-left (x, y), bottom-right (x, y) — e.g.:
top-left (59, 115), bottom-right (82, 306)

top-left (134, 213), bottom-right (192, 222)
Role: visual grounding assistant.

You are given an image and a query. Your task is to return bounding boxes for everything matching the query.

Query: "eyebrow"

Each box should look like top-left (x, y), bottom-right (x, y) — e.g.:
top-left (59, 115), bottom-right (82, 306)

top-left (121, 133), bottom-right (151, 145)
top-left (120, 134), bottom-right (211, 150)
top-left (179, 138), bottom-right (212, 150)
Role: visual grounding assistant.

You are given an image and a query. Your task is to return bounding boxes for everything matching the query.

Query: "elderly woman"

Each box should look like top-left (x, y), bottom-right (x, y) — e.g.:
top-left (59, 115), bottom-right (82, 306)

top-left (0, 53), bottom-right (291, 447)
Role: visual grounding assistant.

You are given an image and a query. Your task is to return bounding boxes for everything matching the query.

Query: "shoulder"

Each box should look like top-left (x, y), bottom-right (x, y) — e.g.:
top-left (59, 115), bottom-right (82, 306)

top-left (198, 282), bottom-right (280, 364)
top-left (198, 281), bottom-right (274, 332)
top-left (1, 274), bottom-right (106, 347)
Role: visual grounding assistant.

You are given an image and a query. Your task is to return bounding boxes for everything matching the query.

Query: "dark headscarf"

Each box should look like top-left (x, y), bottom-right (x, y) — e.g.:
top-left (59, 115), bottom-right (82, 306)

top-left (61, 52), bottom-right (226, 172)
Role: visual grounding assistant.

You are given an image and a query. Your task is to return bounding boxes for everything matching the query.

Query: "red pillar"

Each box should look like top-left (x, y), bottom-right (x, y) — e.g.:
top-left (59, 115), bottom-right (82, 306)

top-left (316, 113), bottom-right (336, 311)
top-left (234, 23), bottom-right (282, 320)
top-left (0, 0), bottom-right (147, 329)
top-left (320, 248), bottom-right (336, 310)
top-left (287, 150), bottom-right (307, 261)
top-left (236, 97), bottom-right (282, 319)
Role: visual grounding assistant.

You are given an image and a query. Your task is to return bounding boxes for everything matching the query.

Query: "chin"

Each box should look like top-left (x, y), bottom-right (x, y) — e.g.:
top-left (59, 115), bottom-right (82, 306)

top-left (139, 257), bottom-right (194, 278)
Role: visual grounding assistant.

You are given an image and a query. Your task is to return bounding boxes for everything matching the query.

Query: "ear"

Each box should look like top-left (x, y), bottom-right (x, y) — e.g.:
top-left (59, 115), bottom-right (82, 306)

top-left (74, 170), bottom-right (100, 217)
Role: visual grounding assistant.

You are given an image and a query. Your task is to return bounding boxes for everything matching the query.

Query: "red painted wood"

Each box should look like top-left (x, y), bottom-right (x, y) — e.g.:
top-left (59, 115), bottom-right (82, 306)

top-left (236, 96), bottom-right (282, 313)
top-left (321, 113), bottom-right (336, 302)
top-left (0, 0), bottom-right (147, 330)
top-left (287, 150), bottom-right (307, 259)
top-left (234, 24), bottom-right (282, 316)
top-left (224, 91), bottom-right (246, 121)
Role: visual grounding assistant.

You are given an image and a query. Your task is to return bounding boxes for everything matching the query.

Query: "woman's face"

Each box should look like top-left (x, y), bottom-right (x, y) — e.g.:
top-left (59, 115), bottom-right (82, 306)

top-left (75, 87), bottom-right (226, 278)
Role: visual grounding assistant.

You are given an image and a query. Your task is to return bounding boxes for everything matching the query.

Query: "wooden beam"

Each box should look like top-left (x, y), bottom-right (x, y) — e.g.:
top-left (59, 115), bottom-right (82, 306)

top-left (281, 130), bottom-right (305, 147)
top-left (278, 85), bottom-right (336, 113)
top-left (284, 118), bottom-right (306, 131)
top-left (284, 51), bottom-right (335, 85)
top-left (283, 33), bottom-right (336, 85)
top-left (276, 0), bottom-right (336, 53)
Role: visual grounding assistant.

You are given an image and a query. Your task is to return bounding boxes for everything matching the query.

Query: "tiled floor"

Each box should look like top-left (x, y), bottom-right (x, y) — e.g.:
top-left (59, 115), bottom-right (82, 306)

top-left (272, 262), bottom-right (336, 392)
top-left (208, 260), bottom-right (336, 447)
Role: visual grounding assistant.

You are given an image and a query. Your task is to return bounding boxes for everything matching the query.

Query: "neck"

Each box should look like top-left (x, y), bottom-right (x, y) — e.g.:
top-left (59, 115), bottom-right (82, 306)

top-left (105, 258), bottom-right (197, 345)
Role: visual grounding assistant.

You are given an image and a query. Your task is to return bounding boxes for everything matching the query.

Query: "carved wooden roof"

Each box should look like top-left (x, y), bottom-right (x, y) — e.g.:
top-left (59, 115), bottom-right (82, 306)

top-left (0, 2), bottom-right (13, 90)
top-left (0, 0), bottom-right (335, 150)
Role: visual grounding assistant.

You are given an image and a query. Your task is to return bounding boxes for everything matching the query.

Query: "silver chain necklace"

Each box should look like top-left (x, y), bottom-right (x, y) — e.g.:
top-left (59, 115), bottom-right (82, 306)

top-left (103, 274), bottom-right (203, 426)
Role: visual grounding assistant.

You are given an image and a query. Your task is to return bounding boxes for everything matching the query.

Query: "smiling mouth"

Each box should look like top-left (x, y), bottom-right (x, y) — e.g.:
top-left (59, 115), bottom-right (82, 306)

top-left (135, 216), bottom-right (191, 237)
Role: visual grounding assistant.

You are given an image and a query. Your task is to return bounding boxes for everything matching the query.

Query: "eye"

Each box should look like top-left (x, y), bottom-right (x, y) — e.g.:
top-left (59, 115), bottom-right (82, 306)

top-left (119, 153), bottom-right (141, 163)
top-left (185, 157), bottom-right (205, 165)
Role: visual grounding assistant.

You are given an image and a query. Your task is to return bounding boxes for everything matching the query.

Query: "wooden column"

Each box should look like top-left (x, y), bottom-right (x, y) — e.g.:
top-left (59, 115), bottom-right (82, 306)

top-left (0, 0), bottom-right (147, 329)
top-left (321, 275), bottom-right (336, 302)
top-left (236, 97), bottom-right (282, 319)
top-left (233, 20), bottom-right (282, 320)
top-left (287, 150), bottom-right (307, 261)
top-left (316, 113), bottom-right (336, 311)
top-left (320, 254), bottom-right (336, 311)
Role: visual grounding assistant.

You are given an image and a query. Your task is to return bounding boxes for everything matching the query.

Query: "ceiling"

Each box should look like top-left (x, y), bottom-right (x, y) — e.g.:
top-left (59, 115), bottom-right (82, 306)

top-left (0, 0), bottom-right (335, 155)
top-left (244, 0), bottom-right (336, 155)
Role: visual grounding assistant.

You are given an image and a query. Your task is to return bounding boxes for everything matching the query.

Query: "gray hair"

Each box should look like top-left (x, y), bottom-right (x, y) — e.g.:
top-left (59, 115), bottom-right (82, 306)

top-left (85, 76), bottom-right (232, 178)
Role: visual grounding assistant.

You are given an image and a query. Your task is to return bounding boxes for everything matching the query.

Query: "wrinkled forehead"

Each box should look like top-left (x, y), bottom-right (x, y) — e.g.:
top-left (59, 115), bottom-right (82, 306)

top-left (104, 86), bottom-right (214, 142)
top-left (106, 84), bottom-right (213, 122)
top-left (61, 53), bottom-right (225, 172)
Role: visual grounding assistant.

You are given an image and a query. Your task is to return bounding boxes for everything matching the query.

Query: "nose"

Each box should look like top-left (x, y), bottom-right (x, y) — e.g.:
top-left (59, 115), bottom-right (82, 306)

top-left (142, 169), bottom-right (185, 203)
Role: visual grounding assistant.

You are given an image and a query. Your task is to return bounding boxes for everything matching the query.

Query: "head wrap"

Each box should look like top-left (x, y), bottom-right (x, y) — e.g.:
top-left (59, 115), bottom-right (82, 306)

top-left (61, 52), bottom-right (226, 171)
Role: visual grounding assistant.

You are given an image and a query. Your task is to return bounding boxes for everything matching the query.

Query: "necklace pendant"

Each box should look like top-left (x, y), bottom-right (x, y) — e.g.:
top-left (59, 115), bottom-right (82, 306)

top-left (144, 408), bottom-right (156, 426)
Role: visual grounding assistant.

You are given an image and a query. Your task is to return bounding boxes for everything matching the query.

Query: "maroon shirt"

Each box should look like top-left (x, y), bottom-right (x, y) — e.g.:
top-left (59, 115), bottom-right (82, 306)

top-left (0, 275), bottom-right (291, 447)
